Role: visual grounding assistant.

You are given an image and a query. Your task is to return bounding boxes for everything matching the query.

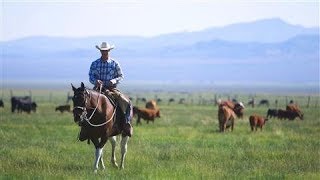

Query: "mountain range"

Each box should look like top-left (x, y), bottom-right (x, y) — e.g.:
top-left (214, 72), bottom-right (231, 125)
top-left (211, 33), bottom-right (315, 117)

top-left (1, 18), bottom-right (319, 88)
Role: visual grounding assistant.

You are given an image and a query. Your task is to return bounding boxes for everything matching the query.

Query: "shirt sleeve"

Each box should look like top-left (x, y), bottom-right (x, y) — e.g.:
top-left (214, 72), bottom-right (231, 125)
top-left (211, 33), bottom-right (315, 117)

top-left (89, 61), bottom-right (97, 85)
top-left (111, 61), bottom-right (124, 85)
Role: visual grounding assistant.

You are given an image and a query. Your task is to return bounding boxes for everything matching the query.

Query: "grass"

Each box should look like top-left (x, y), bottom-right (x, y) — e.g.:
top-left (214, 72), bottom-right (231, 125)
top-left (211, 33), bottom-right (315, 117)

top-left (0, 90), bottom-right (319, 179)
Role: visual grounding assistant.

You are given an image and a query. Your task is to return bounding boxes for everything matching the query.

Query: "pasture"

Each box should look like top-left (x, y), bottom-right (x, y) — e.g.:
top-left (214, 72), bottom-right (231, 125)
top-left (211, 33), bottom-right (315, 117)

top-left (0, 89), bottom-right (319, 179)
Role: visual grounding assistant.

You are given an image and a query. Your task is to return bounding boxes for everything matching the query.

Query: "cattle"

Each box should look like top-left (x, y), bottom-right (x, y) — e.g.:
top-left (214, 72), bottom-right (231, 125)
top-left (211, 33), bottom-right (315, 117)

top-left (218, 105), bottom-right (237, 132)
top-left (178, 98), bottom-right (186, 104)
top-left (156, 98), bottom-right (162, 104)
top-left (247, 99), bottom-right (255, 108)
top-left (249, 115), bottom-right (268, 131)
top-left (258, 99), bottom-right (269, 107)
top-left (11, 96), bottom-right (32, 113)
top-left (266, 109), bottom-right (278, 118)
top-left (0, 99), bottom-right (4, 108)
top-left (277, 109), bottom-right (287, 120)
top-left (286, 104), bottom-right (303, 120)
top-left (168, 98), bottom-right (175, 105)
top-left (55, 104), bottom-right (71, 113)
top-left (133, 106), bottom-right (160, 125)
top-left (17, 100), bottom-right (37, 113)
top-left (218, 100), bottom-right (245, 119)
top-left (277, 109), bottom-right (301, 120)
top-left (145, 100), bottom-right (157, 109)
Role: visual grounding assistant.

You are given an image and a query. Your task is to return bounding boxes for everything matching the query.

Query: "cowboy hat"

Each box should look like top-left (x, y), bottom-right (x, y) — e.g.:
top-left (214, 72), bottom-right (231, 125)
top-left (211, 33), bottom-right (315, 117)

top-left (95, 42), bottom-right (115, 51)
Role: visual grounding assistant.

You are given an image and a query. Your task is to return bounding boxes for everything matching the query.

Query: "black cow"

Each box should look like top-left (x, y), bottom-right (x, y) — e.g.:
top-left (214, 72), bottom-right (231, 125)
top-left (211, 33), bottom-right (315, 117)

top-left (277, 109), bottom-right (300, 120)
top-left (11, 96), bottom-right (31, 113)
top-left (0, 99), bottom-right (4, 108)
top-left (55, 104), bottom-right (71, 113)
top-left (258, 99), bottom-right (269, 107)
top-left (266, 109), bottom-right (278, 118)
top-left (17, 100), bottom-right (37, 113)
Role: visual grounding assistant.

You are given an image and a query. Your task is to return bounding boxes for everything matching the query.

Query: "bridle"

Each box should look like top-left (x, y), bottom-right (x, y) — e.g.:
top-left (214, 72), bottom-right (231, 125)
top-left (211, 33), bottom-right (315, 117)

top-left (73, 85), bottom-right (116, 127)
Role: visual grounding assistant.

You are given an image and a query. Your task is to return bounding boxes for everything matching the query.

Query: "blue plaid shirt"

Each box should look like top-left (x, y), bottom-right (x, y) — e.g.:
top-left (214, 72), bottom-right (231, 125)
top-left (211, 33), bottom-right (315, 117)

top-left (89, 58), bottom-right (124, 88)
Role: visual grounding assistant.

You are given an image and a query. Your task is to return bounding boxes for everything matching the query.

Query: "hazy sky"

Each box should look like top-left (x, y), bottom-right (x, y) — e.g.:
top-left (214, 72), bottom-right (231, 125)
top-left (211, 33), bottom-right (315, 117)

top-left (1, 0), bottom-right (319, 41)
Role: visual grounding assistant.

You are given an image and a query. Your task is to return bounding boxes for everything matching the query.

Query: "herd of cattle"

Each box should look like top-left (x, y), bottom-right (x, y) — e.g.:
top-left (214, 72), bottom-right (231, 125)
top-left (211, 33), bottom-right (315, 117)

top-left (0, 96), bottom-right (71, 114)
top-left (217, 99), bottom-right (304, 132)
top-left (1, 95), bottom-right (304, 133)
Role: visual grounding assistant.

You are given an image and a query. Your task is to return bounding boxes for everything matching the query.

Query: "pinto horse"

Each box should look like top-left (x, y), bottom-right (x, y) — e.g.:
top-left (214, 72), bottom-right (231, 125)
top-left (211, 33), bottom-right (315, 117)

top-left (71, 82), bottom-right (132, 173)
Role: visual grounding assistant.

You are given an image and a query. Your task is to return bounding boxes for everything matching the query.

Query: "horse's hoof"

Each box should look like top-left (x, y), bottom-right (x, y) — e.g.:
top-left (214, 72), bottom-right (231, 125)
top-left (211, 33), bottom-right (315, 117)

top-left (94, 169), bottom-right (98, 174)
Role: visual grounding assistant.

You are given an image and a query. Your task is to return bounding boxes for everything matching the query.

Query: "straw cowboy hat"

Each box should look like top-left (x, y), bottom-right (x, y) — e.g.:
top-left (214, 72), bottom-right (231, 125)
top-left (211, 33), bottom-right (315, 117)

top-left (95, 42), bottom-right (115, 51)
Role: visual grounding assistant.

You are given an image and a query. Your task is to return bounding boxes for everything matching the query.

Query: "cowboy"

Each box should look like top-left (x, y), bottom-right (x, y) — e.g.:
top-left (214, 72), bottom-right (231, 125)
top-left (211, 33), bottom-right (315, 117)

top-left (89, 42), bottom-right (132, 133)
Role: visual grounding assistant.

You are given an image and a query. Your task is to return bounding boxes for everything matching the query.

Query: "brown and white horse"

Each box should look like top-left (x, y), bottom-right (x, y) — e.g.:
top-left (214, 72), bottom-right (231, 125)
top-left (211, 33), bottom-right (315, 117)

top-left (71, 82), bottom-right (132, 173)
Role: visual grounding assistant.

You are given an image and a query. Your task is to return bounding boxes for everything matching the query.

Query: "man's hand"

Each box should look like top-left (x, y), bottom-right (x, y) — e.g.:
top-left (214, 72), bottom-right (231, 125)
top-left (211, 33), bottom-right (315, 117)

top-left (96, 80), bottom-right (103, 88)
top-left (110, 79), bottom-right (117, 85)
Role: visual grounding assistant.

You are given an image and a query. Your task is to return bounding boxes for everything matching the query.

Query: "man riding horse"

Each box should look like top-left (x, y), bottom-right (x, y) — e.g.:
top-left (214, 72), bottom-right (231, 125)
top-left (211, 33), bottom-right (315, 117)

top-left (89, 42), bottom-right (132, 136)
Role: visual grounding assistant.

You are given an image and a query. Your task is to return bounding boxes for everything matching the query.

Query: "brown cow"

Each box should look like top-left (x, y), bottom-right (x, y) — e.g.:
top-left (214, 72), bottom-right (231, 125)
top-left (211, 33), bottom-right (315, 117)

top-left (133, 106), bottom-right (160, 125)
top-left (249, 115), bottom-right (268, 131)
top-left (145, 100), bottom-right (157, 109)
top-left (286, 104), bottom-right (303, 120)
top-left (218, 105), bottom-right (237, 132)
top-left (218, 100), bottom-right (245, 119)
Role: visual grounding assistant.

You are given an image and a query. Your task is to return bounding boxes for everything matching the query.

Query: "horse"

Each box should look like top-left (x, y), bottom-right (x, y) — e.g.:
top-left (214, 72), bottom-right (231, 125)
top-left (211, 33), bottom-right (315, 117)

top-left (71, 82), bottom-right (133, 173)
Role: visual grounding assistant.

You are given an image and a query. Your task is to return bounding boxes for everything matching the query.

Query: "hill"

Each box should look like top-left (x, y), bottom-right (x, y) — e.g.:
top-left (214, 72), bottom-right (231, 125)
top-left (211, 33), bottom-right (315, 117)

top-left (1, 18), bottom-right (319, 86)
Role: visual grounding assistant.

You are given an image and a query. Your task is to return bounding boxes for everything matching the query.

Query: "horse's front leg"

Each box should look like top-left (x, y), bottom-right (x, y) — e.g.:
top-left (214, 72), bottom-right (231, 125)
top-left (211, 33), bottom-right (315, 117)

top-left (98, 137), bottom-right (108, 170)
top-left (94, 147), bottom-right (103, 173)
top-left (91, 138), bottom-right (102, 173)
top-left (109, 136), bottom-right (119, 168)
top-left (92, 138), bottom-right (107, 173)
top-left (120, 136), bottom-right (130, 169)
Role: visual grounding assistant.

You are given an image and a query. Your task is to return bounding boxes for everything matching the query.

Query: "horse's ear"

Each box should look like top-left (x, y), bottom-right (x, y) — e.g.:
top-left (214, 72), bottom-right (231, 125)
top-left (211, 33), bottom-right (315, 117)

top-left (71, 83), bottom-right (76, 91)
top-left (81, 82), bottom-right (85, 89)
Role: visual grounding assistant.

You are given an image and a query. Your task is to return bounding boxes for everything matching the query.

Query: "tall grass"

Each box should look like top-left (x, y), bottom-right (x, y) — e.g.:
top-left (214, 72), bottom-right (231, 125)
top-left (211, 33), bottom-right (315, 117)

top-left (0, 91), bottom-right (319, 179)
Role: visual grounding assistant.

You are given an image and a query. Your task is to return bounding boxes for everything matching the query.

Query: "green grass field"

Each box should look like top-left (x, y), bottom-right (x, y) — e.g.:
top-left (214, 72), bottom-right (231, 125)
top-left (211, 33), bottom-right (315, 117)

top-left (0, 90), bottom-right (319, 179)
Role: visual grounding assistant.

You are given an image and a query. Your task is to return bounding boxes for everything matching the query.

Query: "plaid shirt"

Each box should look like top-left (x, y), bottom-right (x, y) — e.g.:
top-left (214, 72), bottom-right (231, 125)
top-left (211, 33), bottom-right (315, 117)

top-left (89, 58), bottom-right (124, 88)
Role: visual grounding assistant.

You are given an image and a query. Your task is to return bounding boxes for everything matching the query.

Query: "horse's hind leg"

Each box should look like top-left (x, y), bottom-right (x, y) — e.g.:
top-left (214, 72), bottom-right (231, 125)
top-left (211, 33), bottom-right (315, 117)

top-left (120, 136), bottom-right (130, 169)
top-left (109, 136), bottom-right (119, 168)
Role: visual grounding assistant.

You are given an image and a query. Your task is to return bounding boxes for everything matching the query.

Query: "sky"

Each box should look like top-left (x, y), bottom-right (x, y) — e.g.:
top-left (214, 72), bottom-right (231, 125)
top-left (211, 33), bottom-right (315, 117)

top-left (1, 0), bottom-right (319, 41)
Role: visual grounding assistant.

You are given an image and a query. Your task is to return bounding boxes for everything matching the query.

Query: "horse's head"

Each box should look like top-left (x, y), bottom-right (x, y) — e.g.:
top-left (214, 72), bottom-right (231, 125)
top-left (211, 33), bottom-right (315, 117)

top-left (71, 82), bottom-right (90, 125)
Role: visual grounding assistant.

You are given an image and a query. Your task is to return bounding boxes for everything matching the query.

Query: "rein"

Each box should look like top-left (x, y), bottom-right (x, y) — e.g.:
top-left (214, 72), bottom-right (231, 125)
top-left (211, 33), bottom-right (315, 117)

top-left (74, 85), bottom-right (117, 127)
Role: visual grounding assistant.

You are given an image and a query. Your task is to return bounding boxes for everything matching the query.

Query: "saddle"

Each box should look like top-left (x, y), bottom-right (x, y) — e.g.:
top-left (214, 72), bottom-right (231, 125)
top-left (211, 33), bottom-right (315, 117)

top-left (93, 87), bottom-right (132, 137)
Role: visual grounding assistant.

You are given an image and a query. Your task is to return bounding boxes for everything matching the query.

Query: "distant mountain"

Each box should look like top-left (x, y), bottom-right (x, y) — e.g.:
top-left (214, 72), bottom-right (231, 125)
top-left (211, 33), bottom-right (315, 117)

top-left (1, 18), bottom-right (319, 85)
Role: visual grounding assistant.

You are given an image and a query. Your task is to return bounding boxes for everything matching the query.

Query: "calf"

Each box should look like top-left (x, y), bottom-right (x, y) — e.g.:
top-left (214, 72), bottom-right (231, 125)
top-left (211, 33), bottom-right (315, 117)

top-left (55, 104), bottom-right (71, 113)
top-left (133, 106), bottom-right (160, 125)
top-left (266, 109), bottom-right (278, 118)
top-left (249, 115), bottom-right (268, 131)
